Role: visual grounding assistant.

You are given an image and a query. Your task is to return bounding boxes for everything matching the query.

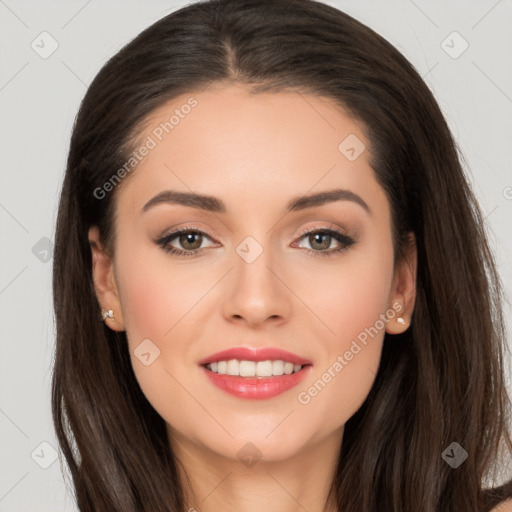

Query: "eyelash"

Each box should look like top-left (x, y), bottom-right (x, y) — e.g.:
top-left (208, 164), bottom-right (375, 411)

top-left (155, 225), bottom-right (356, 258)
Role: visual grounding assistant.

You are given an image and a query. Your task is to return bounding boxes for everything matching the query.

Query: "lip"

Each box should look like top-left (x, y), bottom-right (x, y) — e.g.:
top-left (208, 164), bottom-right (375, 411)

top-left (198, 347), bottom-right (312, 366)
top-left (201, 364), bottom-right (312, 399)
top-left (198, 347), bottom-right (313, 400)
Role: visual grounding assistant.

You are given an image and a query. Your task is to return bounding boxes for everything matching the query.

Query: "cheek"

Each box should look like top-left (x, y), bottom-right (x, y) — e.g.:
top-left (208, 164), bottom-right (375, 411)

top-left (317, 266), bottom-right (390, 329)
top-left (116, 243), bottom-right (213, 345)
top-left (118, 264), bottom-right (172, 343)
top-left (311, 242), bottom-right (394, 346)
top-left (114, 244), bottom-right (221, 408)
top-left (114, 245), bottom-right (207, 423)
top-left (294, 243), bottom-right (393, 428)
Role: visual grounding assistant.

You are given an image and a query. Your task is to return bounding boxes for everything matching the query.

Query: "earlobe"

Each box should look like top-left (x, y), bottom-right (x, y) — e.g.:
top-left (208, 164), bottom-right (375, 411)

top-left (88, 226), bottom-right (125, 331)
top-left (386, 232), bottom-right (417, 335)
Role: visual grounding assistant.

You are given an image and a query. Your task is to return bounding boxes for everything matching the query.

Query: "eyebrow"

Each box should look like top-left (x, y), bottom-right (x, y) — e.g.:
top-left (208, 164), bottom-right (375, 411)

top-left (141, 188), bottom-right (372, 216)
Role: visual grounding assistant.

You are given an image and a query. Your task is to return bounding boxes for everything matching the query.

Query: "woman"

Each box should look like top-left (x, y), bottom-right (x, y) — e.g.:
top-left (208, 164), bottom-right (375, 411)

top-left (51, 0), bottom-right (512, 510)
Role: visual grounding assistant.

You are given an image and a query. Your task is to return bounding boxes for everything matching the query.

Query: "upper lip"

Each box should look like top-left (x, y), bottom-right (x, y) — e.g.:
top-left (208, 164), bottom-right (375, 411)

top-left (198, 347), bottom-right (312, 366)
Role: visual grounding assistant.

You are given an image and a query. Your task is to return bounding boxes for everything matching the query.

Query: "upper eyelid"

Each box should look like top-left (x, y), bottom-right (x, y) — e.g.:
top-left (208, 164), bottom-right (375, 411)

top-left (157, 224), bottom-right (219, 242)
top-left (158, 224), bottom-right (352, 246)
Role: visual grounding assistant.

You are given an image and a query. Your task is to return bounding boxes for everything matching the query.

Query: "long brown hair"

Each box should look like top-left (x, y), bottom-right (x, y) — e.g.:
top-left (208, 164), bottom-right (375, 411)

top-left (52, 0), bottom-right (512, 510)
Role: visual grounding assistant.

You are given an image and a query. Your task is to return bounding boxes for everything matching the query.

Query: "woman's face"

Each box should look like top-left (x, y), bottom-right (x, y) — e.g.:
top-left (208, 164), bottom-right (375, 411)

top-left (90, 83), bottom-right (415, 464)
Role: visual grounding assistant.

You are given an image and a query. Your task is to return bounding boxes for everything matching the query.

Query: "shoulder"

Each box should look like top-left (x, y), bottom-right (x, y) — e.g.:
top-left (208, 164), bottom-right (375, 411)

top-left (491, 499), bottom-right (512, 512)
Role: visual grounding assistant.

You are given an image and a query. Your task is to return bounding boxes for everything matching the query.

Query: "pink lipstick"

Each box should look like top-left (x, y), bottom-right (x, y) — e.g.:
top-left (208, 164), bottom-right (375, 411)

top-left (199, 347), bottom-right (312, 399)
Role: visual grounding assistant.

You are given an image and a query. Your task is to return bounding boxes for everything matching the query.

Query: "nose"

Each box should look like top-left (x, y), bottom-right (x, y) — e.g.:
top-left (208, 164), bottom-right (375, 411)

top-left (222, 242), bottom-right (292, 329)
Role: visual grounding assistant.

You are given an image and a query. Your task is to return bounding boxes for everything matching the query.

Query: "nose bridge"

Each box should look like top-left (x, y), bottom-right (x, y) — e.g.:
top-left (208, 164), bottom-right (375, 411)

top-left (222, 232), bottom-right (291, 325)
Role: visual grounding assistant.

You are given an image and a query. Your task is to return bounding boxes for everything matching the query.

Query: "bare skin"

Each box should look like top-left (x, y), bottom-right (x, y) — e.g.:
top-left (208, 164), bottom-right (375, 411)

top-left (89, 83), bottom-right (417, 512)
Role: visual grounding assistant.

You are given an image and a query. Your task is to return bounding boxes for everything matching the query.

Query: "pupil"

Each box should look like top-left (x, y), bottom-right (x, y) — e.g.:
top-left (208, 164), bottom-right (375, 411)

top-left (311, 233), bottom-right (330, 250)
top-left (180, 232), bottom-right (201, 250)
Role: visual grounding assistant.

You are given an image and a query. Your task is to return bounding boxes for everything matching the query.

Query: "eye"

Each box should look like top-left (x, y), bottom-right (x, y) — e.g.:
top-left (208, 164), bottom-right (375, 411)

top-left (155, 227), bottom-right (218, 257)
top-left (154, 225), bottom-right (356, 258)
top-left (293, 227), bottom-right (356, 257)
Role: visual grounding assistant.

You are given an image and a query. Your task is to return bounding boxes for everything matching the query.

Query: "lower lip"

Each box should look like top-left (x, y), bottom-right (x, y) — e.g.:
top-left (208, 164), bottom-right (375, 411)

top-left (201, 365), bottom-right (312, 399)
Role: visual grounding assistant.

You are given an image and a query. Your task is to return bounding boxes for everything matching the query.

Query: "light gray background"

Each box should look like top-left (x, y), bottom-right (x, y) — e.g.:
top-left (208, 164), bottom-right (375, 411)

top-left (1, 0), bottom-right (511, 510)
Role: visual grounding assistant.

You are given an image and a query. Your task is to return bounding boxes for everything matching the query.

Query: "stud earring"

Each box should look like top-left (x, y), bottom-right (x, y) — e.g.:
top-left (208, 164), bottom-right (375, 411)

top-left (396, 304), bottom-right (406, 325)
top-left (101, 309), bottom-right (114, 321)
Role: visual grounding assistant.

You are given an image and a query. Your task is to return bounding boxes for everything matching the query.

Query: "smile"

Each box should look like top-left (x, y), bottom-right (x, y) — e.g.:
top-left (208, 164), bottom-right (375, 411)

top-left (199, 347), bottom-right (313, 399)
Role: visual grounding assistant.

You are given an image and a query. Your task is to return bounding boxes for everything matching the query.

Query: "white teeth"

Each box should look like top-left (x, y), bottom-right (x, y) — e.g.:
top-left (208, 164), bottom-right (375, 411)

top-left (239, 360), bottom-right (256, 377)
top-left (226, 359), bottom-right (239, 375)
top-left (272, 360), bottom-right (284, 375)
top-left (217, 360), bottom-right (227, 375)
top-left (205, 359), bottom-right (303, 377)
top-left (256, 360), bottom-right (273, 377)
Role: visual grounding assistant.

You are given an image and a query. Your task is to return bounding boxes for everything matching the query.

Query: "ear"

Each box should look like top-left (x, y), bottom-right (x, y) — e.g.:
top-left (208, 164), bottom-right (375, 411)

top-left (88, 226), bottom-right (125, 331)
top-left (386, 232), bottom-right (417, 335)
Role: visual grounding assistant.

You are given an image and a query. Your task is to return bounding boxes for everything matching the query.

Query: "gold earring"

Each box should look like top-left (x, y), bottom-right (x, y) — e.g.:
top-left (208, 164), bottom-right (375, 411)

top-left (101, 309), bottom-right (114, 322)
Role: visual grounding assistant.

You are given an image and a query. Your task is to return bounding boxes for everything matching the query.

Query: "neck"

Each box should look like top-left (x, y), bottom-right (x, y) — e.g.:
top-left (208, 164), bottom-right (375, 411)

top-left (168, 427), bottom-right (343, 512)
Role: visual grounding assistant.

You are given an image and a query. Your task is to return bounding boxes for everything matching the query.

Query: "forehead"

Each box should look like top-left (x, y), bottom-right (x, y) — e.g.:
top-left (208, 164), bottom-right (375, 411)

top-left (117, 83), bottom-right (386, 217)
